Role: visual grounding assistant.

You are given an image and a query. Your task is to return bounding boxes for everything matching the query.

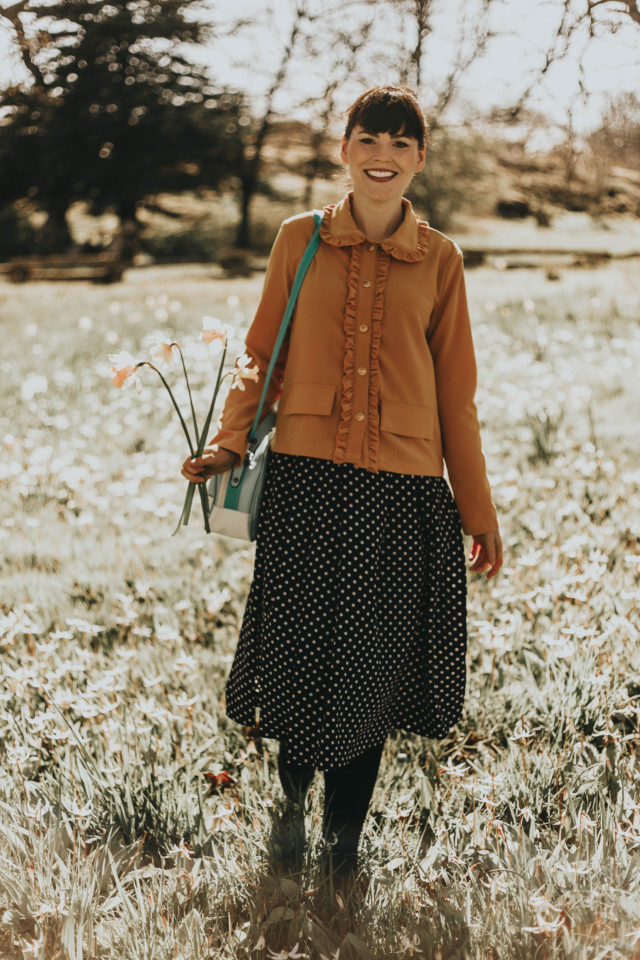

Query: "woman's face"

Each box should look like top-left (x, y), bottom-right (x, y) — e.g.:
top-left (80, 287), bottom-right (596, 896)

top-left (341, 123), bottom-right (426, 203)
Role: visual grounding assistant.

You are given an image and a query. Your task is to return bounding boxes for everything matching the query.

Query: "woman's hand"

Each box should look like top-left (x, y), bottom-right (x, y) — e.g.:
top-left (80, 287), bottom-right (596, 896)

top-left (181, 446), bottom-right (238, 483)
top-left (468, 530), bottom-right (503, 579)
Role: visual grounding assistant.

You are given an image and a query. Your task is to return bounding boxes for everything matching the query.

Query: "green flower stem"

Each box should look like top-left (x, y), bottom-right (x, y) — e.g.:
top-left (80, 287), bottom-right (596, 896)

top-left (168, 341), bottom-right (213, 536)
top-left (136, 360), bottom-right (210, 535)
top-left (180, 341), bottom-right (230, 531)
top-left (197, 342), bottom-right (229, 456)
top-left (172, 342), bottom-right (200, 449)
top-left (173, 464), bottom-right (208, 537)
top-left (198, 482), bottom-right (211, 534)
top-left (137, 361), bottom-right (195, 455)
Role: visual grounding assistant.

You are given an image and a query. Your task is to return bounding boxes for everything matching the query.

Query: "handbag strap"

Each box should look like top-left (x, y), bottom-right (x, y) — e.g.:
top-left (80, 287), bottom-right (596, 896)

top-left (246, 209), bottom-right (324, 445)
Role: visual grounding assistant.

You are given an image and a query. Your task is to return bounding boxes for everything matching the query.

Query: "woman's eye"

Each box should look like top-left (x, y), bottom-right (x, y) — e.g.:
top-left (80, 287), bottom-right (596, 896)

top-left (358, 137), bottom-right (410, 147)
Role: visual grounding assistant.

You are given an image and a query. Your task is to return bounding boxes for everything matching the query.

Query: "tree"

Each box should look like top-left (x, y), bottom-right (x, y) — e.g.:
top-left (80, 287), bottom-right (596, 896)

top-left (407, 124), bottom-right (496, 230)
top-left (300, 21), bottom-right (375, 208)
top-left (205, 0), bottom-right (505, 246)
top-left (500, 0), bottom-right (639, 126)
top-left (0, 0), bottom-right (45, 86)
top-left (568, 0), bottom-right (639, 29)
top-left (391, 0), bottom-right (496, 131)
top-left (590, 90), bottom-right (640, 168)
top-left (0, 0), bottom-right (244, 251)
top-left (584, 91), bottom-right (640, 209)
top-left (212, 0), bottom-right (378, 247)
top-left (230, 2), bottom-right (313, 247)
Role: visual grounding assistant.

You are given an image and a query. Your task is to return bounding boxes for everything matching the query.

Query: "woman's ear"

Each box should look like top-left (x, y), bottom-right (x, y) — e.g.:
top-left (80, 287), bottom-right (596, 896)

top-left (415, 146), bottom-right (426, 172)
top-left (340, 137), bottom-right (348, 164)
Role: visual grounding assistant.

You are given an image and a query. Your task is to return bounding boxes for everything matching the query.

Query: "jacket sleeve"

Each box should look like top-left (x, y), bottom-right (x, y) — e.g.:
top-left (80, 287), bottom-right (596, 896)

top-left (427, 247), bottom-right (499, 536)
top-left (206, 221), bottom-right (297, 467)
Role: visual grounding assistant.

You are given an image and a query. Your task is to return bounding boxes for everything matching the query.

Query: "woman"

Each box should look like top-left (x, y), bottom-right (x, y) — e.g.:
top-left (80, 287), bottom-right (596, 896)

top-left (182, 85), bottom-right (503, 880)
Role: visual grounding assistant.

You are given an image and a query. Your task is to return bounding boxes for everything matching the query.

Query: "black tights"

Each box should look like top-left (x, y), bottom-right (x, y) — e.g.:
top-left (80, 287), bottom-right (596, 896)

top-left (277, 739), bottom-right (386, 858)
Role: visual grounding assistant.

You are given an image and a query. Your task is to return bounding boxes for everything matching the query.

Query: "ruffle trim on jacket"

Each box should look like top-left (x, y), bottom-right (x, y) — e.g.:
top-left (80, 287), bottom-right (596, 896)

top-left (366, 249), bottom-right (390, 470)
top-left (333, 242), bottom-right (362, 463)
top-left (319, 204), bottom-right (361, 247)
top-left (319, 197), bottom-right (431, 262)
top-left (381, 219), bottom-right (430, 262)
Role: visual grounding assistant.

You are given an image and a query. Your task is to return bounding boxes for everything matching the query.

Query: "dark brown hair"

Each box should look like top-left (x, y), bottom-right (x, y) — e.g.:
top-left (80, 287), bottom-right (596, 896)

top-left (344, 85), bottom-right (427, 149)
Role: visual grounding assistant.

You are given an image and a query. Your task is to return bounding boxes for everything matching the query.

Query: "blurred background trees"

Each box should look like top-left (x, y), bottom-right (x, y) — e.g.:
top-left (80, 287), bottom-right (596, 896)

top-left (0, 0), bottom-right (638, 258)
top-left (0, 0), bottom-right (244, 253)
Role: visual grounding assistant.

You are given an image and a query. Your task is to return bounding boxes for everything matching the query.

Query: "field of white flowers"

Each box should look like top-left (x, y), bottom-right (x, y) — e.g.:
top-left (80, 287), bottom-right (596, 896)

top-left (0, 245), bottom-right (639, 959)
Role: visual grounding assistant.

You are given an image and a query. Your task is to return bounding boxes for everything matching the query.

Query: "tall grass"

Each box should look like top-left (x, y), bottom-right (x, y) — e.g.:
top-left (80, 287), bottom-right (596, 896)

top-left (0, 256), bottom-right (639, 959)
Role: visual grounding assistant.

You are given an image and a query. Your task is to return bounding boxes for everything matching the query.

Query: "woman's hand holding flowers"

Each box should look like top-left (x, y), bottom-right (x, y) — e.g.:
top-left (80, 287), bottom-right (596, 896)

top-left (468, 530), bottom-right (503, 579)
top-left (181, 446), bottom-right (237, 483)
top-left (109, 316), bottom-right (259, 535)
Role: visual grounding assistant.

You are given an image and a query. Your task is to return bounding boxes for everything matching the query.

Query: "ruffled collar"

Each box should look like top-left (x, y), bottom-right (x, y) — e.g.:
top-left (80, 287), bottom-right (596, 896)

top-left (319, 191), bottom-right (430, 262)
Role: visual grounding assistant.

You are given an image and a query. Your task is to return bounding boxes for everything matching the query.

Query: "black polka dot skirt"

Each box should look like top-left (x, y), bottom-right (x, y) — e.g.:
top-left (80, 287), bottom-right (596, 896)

top-left (223, 450), bottom-right (468, 770)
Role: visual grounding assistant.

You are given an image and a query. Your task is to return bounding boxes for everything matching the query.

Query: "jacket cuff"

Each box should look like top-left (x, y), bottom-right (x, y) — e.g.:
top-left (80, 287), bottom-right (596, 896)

top-left (449, 477), bottom-right (499, 536)
top-left (459, 511), bottom-right (499, 537)
top-left (206, 428), bottom-right (248, 469)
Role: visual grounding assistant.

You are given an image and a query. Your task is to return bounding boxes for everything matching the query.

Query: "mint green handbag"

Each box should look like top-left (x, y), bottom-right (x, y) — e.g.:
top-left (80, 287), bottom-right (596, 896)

top-left (207, 210), bottom-right (324, 540)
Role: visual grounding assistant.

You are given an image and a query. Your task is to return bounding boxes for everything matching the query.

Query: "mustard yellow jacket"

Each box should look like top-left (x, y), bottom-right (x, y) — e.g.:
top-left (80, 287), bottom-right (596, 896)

top-left (209, 191), bottom-right (499, 536)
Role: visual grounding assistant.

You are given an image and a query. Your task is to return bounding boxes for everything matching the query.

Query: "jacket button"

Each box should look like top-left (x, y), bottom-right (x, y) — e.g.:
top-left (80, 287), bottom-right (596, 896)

top-left (359, 323), bottom-right (369, 333)
top-left (355, 411), bottom-right (365, 421)
top-left (357, 366), bottom-right (367, 376)
top-left (362, 280), bottom-right (371, 288)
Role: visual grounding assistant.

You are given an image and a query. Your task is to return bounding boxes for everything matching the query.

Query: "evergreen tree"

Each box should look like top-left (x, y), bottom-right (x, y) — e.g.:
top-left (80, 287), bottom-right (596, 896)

top-left (0, 0), bottom-right (243, 251)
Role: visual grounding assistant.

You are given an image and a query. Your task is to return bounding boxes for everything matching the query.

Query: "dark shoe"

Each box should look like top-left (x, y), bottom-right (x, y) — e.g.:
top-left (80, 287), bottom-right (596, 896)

top-left (316, 837), bottom-right (368, 904)
top-left (268, 798), bottom-right (307, 871)
top-left (318, 833), bottom-right (359, 878)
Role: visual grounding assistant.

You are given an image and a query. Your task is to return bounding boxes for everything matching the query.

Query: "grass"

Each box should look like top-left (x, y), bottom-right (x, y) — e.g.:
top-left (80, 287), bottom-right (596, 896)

top-left (0, 245), bottom-right (639, 959)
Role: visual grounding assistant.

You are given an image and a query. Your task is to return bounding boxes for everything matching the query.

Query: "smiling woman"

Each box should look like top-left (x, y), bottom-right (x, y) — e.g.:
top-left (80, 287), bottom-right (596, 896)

top-left (190, 83), bottom-right (503, 882)
top-left (341, 86), bottom-right (427, 242)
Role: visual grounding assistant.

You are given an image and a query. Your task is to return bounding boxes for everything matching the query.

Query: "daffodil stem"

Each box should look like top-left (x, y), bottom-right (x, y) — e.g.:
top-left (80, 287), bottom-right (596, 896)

top-left (198, 482), bottom-right (211, 533)
top-left (181, 341), bottom-right (229, 530)
top-left (197, 342), bottom-right (228, 457)
top-left (137, 361), bottom-right (195, 456)
top-left (172, 474), bottom-right (211, 537)
top-left (173, 342), bottom-right (209, 532)
top-left (136, 360), bottom-right (210, 535)
top-left (174, 344), bottom-right (200, 448)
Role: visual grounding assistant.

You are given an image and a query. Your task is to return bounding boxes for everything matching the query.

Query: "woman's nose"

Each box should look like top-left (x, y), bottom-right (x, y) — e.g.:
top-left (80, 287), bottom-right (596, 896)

top-left (373, 146), bottom-right (393, 163)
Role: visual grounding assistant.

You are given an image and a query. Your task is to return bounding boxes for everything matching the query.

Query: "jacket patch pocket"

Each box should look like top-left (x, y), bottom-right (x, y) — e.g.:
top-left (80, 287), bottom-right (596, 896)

top-left (282, 383), bottom-right (337, 416)
top-left (380, 399), bottom-right (435, 439)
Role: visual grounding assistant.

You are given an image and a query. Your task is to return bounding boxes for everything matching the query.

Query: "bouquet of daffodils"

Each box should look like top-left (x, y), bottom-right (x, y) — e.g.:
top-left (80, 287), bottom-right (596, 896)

top-left (109, 317), bottom-right (259, 535)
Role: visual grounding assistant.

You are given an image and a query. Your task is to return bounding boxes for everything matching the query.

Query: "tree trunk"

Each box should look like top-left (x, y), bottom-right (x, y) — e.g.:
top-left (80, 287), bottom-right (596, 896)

top-left (111, 218), bottom-right (140, 262)
top-left (236, 173), bottom-right (255, 248)
top-left (38, 206), bottom-right (72, 253)
top-left (118, 197), bottom-right (138, 222)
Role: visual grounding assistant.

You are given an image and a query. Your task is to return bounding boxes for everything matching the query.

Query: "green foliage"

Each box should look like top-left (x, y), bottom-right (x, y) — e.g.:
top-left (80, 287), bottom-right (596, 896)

top-left (0, 0), bottom-right (244, 248)
top-left (408, 127), bottom-right (499, 231)
top-left (139, 225), bottom-right (222, 263)
top-left (0, 202), bottom-right (40, 257)
top-left (587, 90), bottom-right (640, 172)
top-left (525, 402), bottom-right (563, 463)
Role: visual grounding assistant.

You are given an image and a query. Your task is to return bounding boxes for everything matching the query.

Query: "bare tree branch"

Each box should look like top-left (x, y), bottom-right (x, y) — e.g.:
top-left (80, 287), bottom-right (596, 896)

top-left (484, 0), bottom-right (638, 158)
top-left (499, 2), bottom-right (583, 125)
top-left (430, 0), bottom-right (495, 125)
top-left (587, 0), bottom-right (640, 27)
top-left (411, 0), bottom-right (433, 89)
top-left (0, 0), bottom-right (46, 89)
top-left (235, 0), bottom-right (312, 245)
top-left (300, 19), bottom-right (375, 205)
